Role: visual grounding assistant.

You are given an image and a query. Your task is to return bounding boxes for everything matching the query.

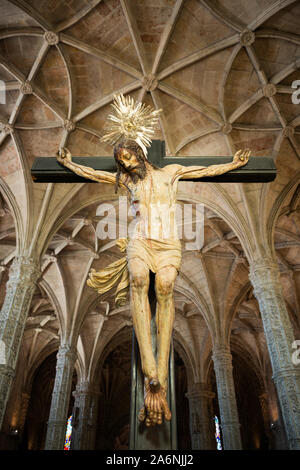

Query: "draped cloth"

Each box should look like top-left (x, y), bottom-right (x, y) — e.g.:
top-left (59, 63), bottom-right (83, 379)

top-left (87, 238), bottom-right (129, 307)
top-left (87, 237), bottom-right (182, 307)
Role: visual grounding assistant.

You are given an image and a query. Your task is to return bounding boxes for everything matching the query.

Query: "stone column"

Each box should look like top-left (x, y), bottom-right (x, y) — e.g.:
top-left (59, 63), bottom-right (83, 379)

top-left (70, 381), bottom-right (100, 450)
top-left (185, 383), bottom-right (215, 449)
top-left (18, 392), bottom-right (31, 437)
top-left (88, 388), bottom-right (101, 449)
top-left (249, 258), bottom-right (300, 450)
top-left (0, 256), bottom-right (40, 429)
top-left (44, 345), bottom-right (77, 450)
top-left (212, 346), bottom-right (242, 450)
top-left (0, 265), bottom-right (7, 285)
top-left (258, 392), bottom-right (271, 446)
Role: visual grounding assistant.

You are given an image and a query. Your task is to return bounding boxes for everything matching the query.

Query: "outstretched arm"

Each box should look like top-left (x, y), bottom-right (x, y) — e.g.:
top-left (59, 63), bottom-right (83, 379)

top-left (56, 147), bottom-right (117, 185)
top-left (170, 149), bottom-right (251, 183)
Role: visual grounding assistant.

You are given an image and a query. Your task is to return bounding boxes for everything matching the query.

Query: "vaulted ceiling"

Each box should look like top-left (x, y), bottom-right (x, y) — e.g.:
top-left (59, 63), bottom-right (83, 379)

top-left (0, 0), bottom-right (299, 389)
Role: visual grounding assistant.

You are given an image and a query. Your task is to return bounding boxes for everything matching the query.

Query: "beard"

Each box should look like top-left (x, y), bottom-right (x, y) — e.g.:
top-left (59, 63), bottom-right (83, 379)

top-left (130, 162), bottom-right (147, 182)
top-left (120, 160), bottom-right (147, 183)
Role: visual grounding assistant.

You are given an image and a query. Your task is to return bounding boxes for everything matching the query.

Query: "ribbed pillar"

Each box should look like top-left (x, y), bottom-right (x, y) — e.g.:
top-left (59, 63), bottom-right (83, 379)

top-left (70, 381), bottom-right (100, 450)
top-left (249, 258), bottom-right (300, 450)
top-left (186, 383), bottom-right (215, 449)
top-left (44, 345), bottom-right (77, 450)
top-left (0, 256), bottom-right (40, 429)
top-left (212, 346), bottom-right (242, 450)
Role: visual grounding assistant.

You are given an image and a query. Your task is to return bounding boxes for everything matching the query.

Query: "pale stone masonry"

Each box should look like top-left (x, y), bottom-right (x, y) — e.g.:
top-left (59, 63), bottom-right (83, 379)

top-left (44, 345), bottom-right (77, 450)
top-left (249, 258), bottom-right (300, 450)
top-left (212, 346), bottom-right (242, 450)
top-left (70, 381), bottom-right (100, 450)
top-left (186, 383), bottom-right (215, 450)
top-left (0, 257), bottom-right (40, 429)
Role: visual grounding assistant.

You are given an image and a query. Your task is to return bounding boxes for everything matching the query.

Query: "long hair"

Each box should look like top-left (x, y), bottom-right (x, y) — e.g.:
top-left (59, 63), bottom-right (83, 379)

top-left (113, 140), bottom-right (158, 193)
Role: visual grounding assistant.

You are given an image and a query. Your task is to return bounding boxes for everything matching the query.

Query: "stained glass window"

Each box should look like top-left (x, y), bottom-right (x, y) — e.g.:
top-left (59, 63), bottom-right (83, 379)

top-left (214, 415), bottom-right (222, 450)
top-left (64, 415), bottom-right (72, 450)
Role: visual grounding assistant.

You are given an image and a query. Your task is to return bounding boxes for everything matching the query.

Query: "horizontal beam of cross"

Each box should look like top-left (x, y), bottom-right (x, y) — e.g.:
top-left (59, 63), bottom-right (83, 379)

top-left (31, 140), bottom-right (276, 183)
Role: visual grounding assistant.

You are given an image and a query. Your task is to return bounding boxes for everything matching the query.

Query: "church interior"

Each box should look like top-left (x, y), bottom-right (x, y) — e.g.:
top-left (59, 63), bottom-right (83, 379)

top-left (0, 0), bottom-right (300, 451)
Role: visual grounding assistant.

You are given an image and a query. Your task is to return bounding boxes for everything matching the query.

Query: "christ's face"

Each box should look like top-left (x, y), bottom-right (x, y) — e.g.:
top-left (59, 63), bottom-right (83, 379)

top-left (116, 147), bottom-right (146, 179)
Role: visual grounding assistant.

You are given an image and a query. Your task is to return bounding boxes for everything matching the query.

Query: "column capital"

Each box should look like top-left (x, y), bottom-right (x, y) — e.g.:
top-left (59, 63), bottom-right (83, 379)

top-left (249, 256), bottom-right (279, 279)
top-left (8, 255), bottom-right (40, 283)
top-left (249, 256), bottom-right (279, 273)
top-left (57, 345), bottom-right (77, 364)
top-left (73, 381), bottom-right (100, 397)
top-left (186, 383), bottom-right (215, 400)
top-left (212, 346), bottom-right (232, 363)
top-left (272, 367), bottom-right (300, 382)
top-left (249, 257), bottom-right (284, 299)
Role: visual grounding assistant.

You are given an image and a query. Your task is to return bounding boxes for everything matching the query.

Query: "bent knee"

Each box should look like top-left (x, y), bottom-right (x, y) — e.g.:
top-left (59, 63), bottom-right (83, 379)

top-left (155, 275), bottom-right (175, 298)
top-left (131, 273), bottom-right (149, 290)
top-left (128, 258), bottom-right (149, 290)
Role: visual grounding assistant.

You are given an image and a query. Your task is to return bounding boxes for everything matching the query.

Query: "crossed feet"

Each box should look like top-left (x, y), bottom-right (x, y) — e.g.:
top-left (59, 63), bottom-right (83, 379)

top-left (138, 377), bottom-right (171, 427)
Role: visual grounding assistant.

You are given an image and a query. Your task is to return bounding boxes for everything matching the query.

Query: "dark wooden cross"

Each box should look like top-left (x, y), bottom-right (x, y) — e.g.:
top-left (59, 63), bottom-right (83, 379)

top-left (31, 141), bottom-right (276, 450)
top-left (31, 140), bottom-right (276, 183)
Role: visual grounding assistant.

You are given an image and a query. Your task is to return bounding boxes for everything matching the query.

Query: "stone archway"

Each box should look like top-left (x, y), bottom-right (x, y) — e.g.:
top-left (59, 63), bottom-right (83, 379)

top-left (22, 351), bottom-right (77, 450)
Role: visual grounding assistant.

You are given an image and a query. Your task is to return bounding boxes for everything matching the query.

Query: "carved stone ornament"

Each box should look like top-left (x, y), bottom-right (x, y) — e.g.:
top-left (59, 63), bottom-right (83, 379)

top-left (222, 122), bottom-right (232, 135)
top-left (141, 74), bottom-right (158, 92)
top-left (282, 126), bottom-right (295, 138)
top-left (249, 258), bottom-right (300, 449)
top-left (263, 83), bottom-right (277, 98)
top-left (1, 123), bottom-right (13, 134)
top-left (63, 119), bottom-right (76, 132)
top-left (20, 81), bottom-right (33, 95)
top-left (0, 256), bottom-right (40, 428)
top-left (44, 31), bottom-right (59, 46)
top-left (240, 30), bottom-right (255, 46)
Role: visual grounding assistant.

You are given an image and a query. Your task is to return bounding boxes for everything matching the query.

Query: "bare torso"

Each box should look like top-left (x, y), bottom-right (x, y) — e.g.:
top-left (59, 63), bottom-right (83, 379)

top-left (121, 165), bottom-right (180, 241)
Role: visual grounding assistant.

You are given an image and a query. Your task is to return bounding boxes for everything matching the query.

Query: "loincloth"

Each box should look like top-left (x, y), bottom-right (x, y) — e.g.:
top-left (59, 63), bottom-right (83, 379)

top-left (126, 237), bottom-right (182, 273)
top-left (87, 238), bottom-right (182, 307)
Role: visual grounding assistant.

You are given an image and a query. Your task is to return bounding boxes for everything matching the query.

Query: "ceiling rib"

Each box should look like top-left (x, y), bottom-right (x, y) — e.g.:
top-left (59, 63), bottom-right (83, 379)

top-left (55, 0), bottom-right (103, 33)
top-left (8, 0), bottom-right (53, 30)
top-left (120, 0), bottom-right (149, 76)
top-left (158, 34), bottom-right (240, 81)
top-left (247, 0), bottom-right (298, 31)
top-left (60, 33), bottom-right (142, 80)
top-left (151, 0), bottom-right (184, 75)
top-left (199, 0), bottom-right (244, 32)
top-left (158, 81), bottom-right (223, 125)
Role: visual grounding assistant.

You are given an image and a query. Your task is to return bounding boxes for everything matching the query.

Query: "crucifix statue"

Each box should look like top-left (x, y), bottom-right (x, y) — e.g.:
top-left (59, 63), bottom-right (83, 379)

top-left (56, 94), bottom-right (252, 427)
top-left (31, 94), bottom-right (275, 436)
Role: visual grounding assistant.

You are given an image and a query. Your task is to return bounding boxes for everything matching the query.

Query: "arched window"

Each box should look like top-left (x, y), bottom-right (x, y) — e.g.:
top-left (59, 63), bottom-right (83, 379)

top-left (214, 416), bottom-right (222, 450)
top-left (64, 415), bottom-right (73, 450)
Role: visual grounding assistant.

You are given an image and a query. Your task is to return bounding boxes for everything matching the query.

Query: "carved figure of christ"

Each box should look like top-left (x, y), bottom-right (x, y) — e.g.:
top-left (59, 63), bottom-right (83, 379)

top-left (56, 141), bottom-right (250, 427)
